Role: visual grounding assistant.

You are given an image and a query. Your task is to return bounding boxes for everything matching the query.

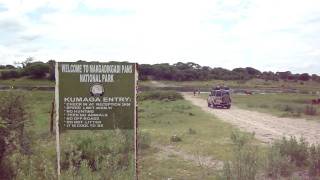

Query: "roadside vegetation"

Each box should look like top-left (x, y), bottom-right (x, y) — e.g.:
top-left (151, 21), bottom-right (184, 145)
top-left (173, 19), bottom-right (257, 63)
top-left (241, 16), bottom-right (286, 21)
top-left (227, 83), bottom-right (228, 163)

top-left (231, 93), bottom-right (320, 119)
top-left (220, 132), bottom-right (320, 179)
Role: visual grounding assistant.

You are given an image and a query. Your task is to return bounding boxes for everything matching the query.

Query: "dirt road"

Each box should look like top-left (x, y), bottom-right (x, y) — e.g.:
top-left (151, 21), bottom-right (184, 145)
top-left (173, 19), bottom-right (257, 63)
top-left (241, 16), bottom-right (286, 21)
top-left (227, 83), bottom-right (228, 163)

top-left (183, 92), bottom-right (320, 144)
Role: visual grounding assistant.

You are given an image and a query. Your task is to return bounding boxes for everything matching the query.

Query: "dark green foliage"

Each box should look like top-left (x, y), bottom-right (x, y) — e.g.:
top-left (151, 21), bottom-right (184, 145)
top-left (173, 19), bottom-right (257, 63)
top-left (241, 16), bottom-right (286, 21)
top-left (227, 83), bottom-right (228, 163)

top-left (138, 91), bottom-right (183, 101)
top-left (22, 62), bottom-right (49, 78)
top-left (0, 70), bottom-right (21, 79)
top-left (138, 62), bottom-right (264, 81)
top-left (299, 73), bottom-right (311, 81)
top-left (138, 62), bottom-right (320, 82)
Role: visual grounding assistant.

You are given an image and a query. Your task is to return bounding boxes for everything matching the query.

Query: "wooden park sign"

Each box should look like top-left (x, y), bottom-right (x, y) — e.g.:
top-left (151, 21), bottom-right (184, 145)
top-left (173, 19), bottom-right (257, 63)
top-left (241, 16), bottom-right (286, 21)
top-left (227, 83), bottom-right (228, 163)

top-left (56, 62), bottom-right (137, 130)
top-left (54, 62), bottom-right (137, 178)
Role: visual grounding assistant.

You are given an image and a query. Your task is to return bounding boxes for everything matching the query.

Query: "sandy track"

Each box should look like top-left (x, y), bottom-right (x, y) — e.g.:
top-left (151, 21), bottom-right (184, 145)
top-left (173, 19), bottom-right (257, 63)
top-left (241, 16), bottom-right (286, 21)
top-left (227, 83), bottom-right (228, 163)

top-left (183, 92), bottom-right (320, 144)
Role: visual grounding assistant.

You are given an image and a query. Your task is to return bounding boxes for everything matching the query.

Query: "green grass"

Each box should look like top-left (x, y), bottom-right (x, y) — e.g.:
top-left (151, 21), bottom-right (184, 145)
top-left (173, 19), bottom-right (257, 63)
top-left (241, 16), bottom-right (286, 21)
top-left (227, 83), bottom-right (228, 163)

top-left (232, 93), bottom-right (320, 120)
top-left (141, 79), bottom-right (320, 92)
top-left (138, 98), bottom-right (252, 179)
top-left (0, 69), bottom-right (10, 72)
top-left (0, 77), bottom-right (54, 87)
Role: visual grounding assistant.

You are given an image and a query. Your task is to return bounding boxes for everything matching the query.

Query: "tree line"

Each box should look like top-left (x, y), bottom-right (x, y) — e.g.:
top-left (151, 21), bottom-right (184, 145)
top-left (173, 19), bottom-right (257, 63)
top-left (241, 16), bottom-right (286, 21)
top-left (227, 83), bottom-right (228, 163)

top-left (0, 59), bottom-right (319, 82)
top-left (139, 62), bottom-right (320, 82)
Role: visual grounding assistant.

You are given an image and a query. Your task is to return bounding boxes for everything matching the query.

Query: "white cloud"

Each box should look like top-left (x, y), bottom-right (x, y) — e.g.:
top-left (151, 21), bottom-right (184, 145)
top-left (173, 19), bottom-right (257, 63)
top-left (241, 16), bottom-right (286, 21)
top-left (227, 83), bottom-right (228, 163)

top-left (0, 0), bottom-right (319, 74)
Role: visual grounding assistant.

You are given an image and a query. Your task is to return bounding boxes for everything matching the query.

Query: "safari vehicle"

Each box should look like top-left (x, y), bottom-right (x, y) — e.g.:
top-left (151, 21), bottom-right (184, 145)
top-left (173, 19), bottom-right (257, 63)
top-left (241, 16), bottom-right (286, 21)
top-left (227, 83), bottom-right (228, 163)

top-left (207, 86), bottom-right (231, 109)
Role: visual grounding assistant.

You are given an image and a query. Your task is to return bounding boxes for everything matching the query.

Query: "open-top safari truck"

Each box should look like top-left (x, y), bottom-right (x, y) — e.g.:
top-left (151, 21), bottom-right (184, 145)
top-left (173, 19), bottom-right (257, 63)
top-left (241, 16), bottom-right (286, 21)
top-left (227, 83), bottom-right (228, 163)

top-left (207, 86), bottom-right (231, 109)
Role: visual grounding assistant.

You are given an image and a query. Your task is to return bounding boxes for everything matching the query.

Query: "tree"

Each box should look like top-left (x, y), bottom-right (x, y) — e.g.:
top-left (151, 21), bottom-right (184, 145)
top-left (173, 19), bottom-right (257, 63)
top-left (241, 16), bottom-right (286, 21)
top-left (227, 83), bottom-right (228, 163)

top-left (23, 62), bottom-right (49, 78)
top-left (0, 70), bottom-right (20, 79)
top-left (5, 65), bottom-right (15, 69)
top-left (17, 57), bottom-right (34, 68)
top-left (245, 67), bottom-right (261, 77)
top-left (299, 73), bottom-right (310, 81)
top-left (311, 74), bottom-right (320, 82)
top-left (276, 71), bottom-right (291, 80)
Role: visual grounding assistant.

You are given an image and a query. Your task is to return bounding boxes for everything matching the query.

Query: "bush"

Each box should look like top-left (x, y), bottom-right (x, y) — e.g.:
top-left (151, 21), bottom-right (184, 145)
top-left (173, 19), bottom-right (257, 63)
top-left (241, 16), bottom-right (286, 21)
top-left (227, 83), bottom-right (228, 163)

top-left (304, 105), bottom-right (317, 116)
top-left (277, 137), bottom-right (309, 167)
top-left (265, 144), bottom-right (294, 178)
top-left (170, 135), bottom-right (182, 142)
top-left (138, 91), bottom-right (183, 101)
top-left (60, 130), bottom-right (134, 178)
top-left (22, 62), bottom-right (49, 79)
top-left (221, 131), bottom-right (259, 180)
top-left (309, 144), bottom-right (320, 176)
top-left (0, 70), bottom-right (21, 79)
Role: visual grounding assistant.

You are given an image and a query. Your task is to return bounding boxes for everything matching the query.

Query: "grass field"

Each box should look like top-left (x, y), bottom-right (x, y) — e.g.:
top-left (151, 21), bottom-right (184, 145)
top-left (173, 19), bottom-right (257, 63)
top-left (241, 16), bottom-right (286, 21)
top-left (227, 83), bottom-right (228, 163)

top-left (199, 92), bottom-right (320, 120)
top-left (232, 93), bottom-right (320, 119)
top-left (137, 97), bottom-right (263, 179)
top-left (0, 77), bottom-right (54, 87)
top-left (140, 79), bottom-right (320, 93)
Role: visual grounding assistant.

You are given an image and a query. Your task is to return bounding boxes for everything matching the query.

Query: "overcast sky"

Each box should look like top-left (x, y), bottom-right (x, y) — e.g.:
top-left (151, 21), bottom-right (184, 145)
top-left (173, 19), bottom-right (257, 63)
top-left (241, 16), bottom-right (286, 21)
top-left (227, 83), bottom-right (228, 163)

top-left (0, 0), bottom-right (319, 74)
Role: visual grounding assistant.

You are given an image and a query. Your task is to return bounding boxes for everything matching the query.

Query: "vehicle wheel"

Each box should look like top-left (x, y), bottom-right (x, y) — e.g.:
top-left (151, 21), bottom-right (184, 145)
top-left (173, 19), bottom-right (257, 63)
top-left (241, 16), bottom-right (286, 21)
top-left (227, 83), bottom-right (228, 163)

top-left (226, 105), bottom-right (231, 109)
top-left (208, 103), bottom-right (211, 107)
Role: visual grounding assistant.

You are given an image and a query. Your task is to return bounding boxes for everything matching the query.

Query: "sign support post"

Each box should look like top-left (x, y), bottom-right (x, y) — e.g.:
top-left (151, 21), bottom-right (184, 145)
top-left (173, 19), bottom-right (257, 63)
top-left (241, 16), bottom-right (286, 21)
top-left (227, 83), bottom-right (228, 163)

top-left (55, 62), bottom-right (61, 179)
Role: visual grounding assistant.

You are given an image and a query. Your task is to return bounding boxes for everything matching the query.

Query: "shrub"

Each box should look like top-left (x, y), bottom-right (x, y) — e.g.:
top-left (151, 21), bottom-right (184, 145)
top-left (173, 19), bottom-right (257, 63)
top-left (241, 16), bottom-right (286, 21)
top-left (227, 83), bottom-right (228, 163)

top-left (22, 62), bottom-right (49, 78)
top-left (138, 91), bottom-right (183, 101)
top-left (0, 70), bottom-right (21, 79)
top-left (170, 135), bottom-right (182, 142)
top-left (221, 131), bottom-right (259, 180)
top-left (265, 144), bottom-right (294, 178)
top-left (277, 136), bottom-right (309, 167)
top-left (304, 105), bottom-right (317, 116)
top-left (60, 130), bottom-right (134, 178)
top-left (309, 144), bottom-right (320, 176)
